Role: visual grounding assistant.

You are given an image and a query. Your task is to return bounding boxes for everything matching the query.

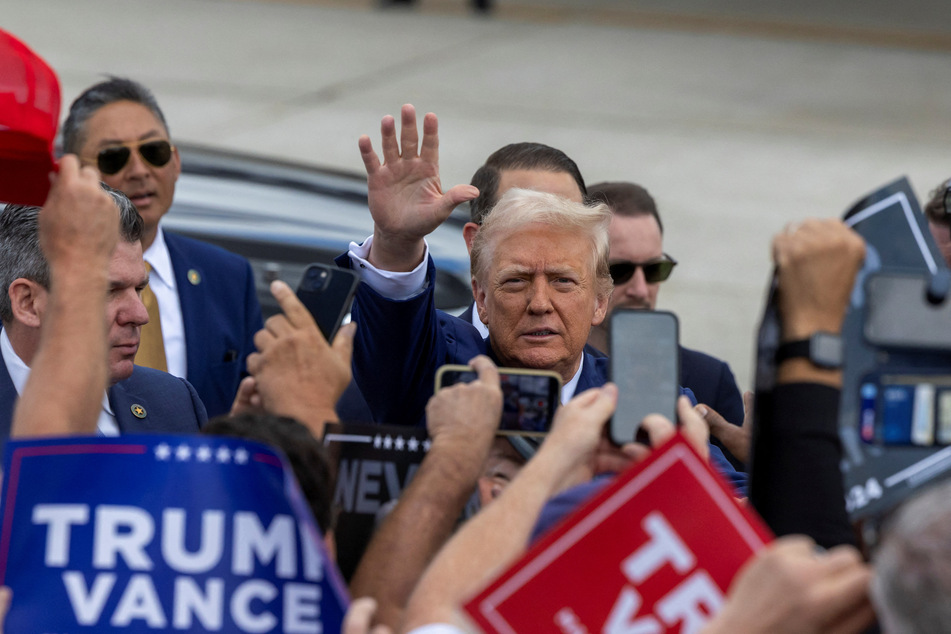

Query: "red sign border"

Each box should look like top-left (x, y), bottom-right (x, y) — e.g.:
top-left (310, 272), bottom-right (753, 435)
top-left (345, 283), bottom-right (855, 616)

top-left (465, 435), bottom-right (772, 634)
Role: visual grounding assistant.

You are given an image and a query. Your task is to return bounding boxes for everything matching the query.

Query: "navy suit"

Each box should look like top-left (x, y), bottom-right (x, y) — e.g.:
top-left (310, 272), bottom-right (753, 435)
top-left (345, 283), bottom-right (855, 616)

top-left (0, 344), bottom-right (206, 455)
top-left (339, 255), bottom-right (746, 492)
top-left (164, 232), bottom-right (263, 418)
top-left (680, 346), bottom-right (744, 427)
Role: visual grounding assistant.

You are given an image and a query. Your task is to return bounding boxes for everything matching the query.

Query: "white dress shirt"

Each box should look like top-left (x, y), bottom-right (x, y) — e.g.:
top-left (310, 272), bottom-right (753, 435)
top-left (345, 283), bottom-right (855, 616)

top-left (143, 227), bottom-right (187, 379)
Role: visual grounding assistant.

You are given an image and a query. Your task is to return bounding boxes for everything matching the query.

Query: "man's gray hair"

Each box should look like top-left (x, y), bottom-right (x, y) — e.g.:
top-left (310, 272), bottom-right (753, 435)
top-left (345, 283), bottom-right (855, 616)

top-left (0, 185), bottom-right (144, 324)
top-left (62, 77), bottom-right (169, 155)
top-left (871, 479), bottom-right (951, 633)
top-left (470, 188), bottom-right (613, 301)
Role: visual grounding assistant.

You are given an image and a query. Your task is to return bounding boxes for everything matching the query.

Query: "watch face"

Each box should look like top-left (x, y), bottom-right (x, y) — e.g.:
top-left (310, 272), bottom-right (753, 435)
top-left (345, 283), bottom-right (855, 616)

top-left (811, 332), bottom-right (843, 368)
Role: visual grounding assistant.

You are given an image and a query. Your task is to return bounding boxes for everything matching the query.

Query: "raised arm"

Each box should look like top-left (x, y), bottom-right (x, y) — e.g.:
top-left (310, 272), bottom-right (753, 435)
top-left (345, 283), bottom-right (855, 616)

top-left (752, 219), bottom-right (866, 548)
top-left (358, 104), bottom-right (478, 272)
top-left (12, 156), bottom-right (119, 438)
top-left (772, 218), bottom-right (865, 386)
top-left (401, 394), bottom-right (711, 631)
top-left (402, 383), bottom-right (625, 630)
top-left (349, 355), bottom-right (502, 630)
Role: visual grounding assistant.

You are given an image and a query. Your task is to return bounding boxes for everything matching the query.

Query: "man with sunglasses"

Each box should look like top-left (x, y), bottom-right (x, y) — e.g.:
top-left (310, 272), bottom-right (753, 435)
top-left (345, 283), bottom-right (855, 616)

top-left (585, 182), bottom-right (746, 466)
top-left (62, 77), bottom-right (263, 418)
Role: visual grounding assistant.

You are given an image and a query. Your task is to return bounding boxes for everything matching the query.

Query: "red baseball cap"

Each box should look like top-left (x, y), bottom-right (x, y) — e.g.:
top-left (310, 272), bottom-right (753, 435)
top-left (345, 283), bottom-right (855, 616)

top-left (0, 29), bottom-right (61, 206)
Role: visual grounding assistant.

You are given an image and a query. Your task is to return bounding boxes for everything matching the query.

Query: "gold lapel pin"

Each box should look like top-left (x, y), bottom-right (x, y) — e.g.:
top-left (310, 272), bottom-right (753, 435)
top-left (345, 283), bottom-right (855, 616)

top-left (188, 269), bottom-right (201, 285)
top-left (131, 404), bottom-right (147, 419)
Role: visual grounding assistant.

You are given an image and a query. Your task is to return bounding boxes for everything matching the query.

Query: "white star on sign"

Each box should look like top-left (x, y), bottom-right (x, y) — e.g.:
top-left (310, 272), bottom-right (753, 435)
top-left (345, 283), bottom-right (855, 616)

top-left (374, 435), bottom-right (382, 448)
top-left (234, 448), bottom-right (249, 464)
top-left (216, 447), bottom-right (232, 463)
top-left (395, 436), bottom-right (406, 451)
top-left (423, 439), bottom-right (432, 452)
top-left (383, 435), bottom-right (393, 450)
top-left (175, 444), bottom-right (192, 461)
top-left (196, 446), bottom-right (212, 462)
top-left (407, 437), bottom-right (419, 452)
top-left (154, 443), bottom-right (171, 461)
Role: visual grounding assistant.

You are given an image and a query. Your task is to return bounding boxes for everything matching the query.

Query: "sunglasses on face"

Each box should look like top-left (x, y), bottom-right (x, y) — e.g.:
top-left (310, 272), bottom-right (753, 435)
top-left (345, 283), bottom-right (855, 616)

top-left (609, 254), bottom-right (677, 285)
top-left (90, 139), bottom-right (175, 175)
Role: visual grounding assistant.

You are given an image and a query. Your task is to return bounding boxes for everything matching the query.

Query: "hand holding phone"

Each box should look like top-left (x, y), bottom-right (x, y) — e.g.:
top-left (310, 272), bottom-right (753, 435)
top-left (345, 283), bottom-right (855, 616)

top-left (295, 263), bottom-right (360, 342)
top-left (435, 365), bottom-right (562, 435)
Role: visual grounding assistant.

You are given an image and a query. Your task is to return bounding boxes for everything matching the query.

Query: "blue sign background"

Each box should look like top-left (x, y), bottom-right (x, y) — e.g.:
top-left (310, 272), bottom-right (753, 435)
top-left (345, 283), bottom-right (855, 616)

top-left (0, 434), bottom-right (348, 632)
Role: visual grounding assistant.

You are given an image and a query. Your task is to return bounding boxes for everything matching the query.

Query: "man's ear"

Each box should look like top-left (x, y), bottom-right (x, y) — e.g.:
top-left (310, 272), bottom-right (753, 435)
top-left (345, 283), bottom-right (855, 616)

top-left (463, 222), bottom-right (479, 254)
top-left (472, 277), bottom-right (489, 326)
top-left (591, 291), bottom-right (609, 327)
top-left (8, 279), bottom-right (47, 328)
top-left (170, 143), bottom-right (182, 181)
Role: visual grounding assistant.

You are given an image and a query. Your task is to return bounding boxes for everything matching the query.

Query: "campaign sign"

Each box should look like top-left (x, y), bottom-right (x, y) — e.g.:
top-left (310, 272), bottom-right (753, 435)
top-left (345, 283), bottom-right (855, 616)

top-left (465, 434), bottom-right (772, 634)
top-left (0, 435), bottom-right (348, 633)
top-left (323, 422), bottom-right (430, 581)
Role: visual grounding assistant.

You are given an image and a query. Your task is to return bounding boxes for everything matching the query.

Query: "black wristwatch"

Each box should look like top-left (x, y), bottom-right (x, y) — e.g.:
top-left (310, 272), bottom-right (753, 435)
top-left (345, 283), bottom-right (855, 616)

top-left (775, 332), bottom-right (843, 369)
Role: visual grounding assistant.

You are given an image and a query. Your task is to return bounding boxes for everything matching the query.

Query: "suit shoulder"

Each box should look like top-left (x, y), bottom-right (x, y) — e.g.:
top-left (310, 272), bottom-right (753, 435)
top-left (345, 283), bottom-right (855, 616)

top-left (123, 366), bottom-right (198, 396)
top-left (163, 230), bottom-right (253, 271)
top-left (679, 345), bottom-right (731, 373)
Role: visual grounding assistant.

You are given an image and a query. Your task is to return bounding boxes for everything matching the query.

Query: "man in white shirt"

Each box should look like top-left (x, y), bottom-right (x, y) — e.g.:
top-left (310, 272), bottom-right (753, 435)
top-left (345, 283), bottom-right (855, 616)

top-left (62, 77), bottom-right (262, 417)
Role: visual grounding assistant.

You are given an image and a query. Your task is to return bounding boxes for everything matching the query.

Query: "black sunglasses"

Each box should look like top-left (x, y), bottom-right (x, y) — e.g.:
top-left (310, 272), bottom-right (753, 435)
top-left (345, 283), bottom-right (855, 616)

top-left (91, 139), bottom-right (174, 175)
top-left (609, 254), bottom-right (677, 285)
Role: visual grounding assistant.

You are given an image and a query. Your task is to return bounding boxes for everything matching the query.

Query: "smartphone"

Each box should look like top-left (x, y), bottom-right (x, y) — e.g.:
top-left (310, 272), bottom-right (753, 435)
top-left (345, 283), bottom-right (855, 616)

top-left (609, 309), bottom-right (680, 445)
top-left (295, 263), bottom-right (361, 342)
top-left (434, 365), bottom-right (562, 436)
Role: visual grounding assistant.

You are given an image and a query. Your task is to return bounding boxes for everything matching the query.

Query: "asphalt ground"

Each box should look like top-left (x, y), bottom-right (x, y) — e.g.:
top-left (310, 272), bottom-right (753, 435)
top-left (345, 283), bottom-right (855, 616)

top-left (4, 0), bottom-right (951, 390)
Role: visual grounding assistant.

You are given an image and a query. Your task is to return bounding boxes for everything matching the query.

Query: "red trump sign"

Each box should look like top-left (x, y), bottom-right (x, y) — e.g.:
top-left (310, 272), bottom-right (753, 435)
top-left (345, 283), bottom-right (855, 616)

top-left (464, 434), bottom-right (772, 634)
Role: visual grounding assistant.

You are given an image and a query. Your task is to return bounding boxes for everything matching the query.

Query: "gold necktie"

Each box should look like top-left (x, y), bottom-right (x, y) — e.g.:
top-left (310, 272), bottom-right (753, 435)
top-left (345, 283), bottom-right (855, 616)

top-left (135, 262), bottom-right (168, 372)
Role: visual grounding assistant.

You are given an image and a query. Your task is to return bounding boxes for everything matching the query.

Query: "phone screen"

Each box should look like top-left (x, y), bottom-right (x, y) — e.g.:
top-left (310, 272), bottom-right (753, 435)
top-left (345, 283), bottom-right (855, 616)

top-left (609, 310), bottom-right (680, 445)
top-left (295, 264), bottom-right (360, 341)
top-left (435, 366), bottom-right (561, 435)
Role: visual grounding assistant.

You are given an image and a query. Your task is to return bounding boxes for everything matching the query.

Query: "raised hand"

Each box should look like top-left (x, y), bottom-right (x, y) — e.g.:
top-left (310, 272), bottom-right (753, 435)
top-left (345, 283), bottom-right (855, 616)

top-left (246, 280), bottom-right (355, 436)
top-left (698, 391), bottom-right (753, 465)
top-left (425, 355), bottom-right (503, 459)
top-left (358, 104), bottom-right (478, 271)
top-left (40, 155), bottom-right (118, 276)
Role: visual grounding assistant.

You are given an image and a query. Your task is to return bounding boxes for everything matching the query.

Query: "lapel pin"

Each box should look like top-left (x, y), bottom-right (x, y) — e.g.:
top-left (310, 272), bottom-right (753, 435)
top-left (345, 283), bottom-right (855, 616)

top-left (188, 269), bottom-right (201, 285)
top-left (131, 404), bottom-right (147, 419)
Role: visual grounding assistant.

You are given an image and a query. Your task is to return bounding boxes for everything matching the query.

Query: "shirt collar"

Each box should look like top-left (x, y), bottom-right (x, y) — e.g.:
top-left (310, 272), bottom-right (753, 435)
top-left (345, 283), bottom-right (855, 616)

top-left (0, 327), bottom-right (30, 395)
top-left (2, 328), bottom-right (113, 418)
top-left (561, 354), bottom-right (584, 404)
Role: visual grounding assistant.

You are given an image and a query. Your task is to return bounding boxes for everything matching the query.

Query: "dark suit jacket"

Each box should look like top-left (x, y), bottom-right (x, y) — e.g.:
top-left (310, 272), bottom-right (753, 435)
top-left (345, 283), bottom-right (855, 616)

top-left (164, 231), bottom-right (263, 419)
top-left (680, 346), bottom-right (744, 427)
top-left (0, 345), bottom-right (206, 455)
